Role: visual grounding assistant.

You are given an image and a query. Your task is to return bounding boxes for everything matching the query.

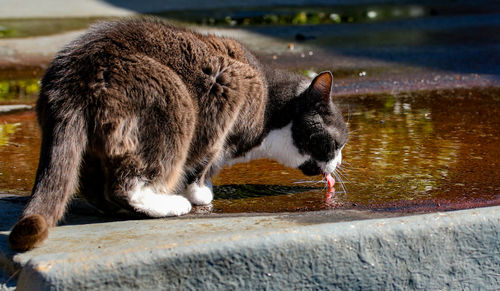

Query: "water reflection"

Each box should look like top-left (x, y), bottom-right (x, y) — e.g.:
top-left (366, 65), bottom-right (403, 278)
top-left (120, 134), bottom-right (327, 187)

top-left (0, 79), bottom-right (39, 104)
top-left (0, 111), bottom-right (40, 195)
top-left (0, 123), bottom-right (20, 146)
top-left (214, 87), bottom-right (500, 212)
top-left (1, 87), bottom-right (499, 212)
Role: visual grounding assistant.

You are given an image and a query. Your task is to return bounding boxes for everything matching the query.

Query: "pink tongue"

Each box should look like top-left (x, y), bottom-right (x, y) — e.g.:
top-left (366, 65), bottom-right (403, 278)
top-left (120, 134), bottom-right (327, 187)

top-left (324, 173), bottom-right (335, 191)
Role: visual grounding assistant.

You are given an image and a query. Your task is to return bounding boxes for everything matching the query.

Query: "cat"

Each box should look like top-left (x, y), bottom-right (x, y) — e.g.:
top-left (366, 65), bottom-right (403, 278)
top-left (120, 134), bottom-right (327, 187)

top-left (8, 18), bottom-right (348, 251)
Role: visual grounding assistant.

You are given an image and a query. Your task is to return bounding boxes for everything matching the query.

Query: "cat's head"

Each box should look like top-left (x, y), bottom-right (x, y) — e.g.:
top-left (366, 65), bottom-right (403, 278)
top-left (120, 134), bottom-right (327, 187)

top-left (292, 71), bottom-right (348, 176)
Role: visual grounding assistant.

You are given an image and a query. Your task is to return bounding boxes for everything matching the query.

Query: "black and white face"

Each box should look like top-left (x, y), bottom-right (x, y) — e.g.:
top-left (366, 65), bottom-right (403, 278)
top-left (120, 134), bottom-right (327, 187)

top-left (229, 71), bottom-right (348, 179)
top-left (292, 72), bottom-right (349, 176)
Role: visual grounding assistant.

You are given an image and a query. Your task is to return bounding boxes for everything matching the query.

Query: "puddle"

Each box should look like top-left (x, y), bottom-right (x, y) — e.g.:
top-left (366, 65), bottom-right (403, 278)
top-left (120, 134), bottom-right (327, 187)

top-left (331, 87), bottom-right (500, 212)
top-left (1, 87), bottom-right (499, 213)
top-left (0, 110), bottom-right (40, 195)
top-left (0, 79), bottom-right (39, 105)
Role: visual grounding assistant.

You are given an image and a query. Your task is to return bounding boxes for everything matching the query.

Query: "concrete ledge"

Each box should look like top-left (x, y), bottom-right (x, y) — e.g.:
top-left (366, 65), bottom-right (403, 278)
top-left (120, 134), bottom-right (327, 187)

top-left (0, 195), bottom-right (498, 290)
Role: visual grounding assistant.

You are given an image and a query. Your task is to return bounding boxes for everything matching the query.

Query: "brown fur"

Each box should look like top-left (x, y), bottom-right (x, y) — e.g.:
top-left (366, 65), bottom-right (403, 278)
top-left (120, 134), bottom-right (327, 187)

top-left (9, 18), bottom-right (348, 251)
top-left (8, 215), bottom-right (48, 251)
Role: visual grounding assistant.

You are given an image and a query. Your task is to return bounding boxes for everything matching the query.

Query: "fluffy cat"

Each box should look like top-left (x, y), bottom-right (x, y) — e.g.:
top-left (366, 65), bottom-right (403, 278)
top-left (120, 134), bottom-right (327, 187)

top-left (8, 18), bottom-right (348, 251)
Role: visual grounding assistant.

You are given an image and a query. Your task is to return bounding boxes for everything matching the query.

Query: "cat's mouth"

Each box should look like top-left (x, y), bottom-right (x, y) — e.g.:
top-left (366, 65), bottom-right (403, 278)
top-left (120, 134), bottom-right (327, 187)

top-left (324, 173), bottom-right (335, 192)
top-left (298, 159), bottom-right (336, 191)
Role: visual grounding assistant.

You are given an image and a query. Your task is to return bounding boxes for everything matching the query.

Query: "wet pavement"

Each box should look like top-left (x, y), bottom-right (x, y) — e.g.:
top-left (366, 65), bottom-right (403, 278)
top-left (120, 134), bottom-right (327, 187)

top-left (1, 87), bottom-right (499, 213)
top-left (207, 87), bottom-right (500, 213)
top-left (0, 2), bottom-right (499, 215)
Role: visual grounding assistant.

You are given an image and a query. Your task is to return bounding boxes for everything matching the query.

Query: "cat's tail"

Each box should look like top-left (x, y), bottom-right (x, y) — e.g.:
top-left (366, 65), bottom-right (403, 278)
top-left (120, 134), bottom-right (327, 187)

top-left (9, 107), bottom-right (87, 251)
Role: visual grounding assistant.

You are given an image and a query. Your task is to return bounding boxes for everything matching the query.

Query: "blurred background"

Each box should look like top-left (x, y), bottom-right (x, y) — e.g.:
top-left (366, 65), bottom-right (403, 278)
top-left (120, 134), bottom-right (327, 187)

top-left (0, 0), bottom-right (499, 213)
top-left (1, 0), bottom-right (499, 90)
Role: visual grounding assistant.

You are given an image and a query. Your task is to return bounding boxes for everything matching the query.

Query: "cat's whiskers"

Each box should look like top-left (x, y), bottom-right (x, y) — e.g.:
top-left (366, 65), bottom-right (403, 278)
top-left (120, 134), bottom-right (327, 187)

top-left (335, 168), bottom-right (350, 183)
top-left (340, 161), bottom-right (361, 170)
top-left (337, 164), bottom-right (350, 172)
top-left (332, 169), bottom-right (348, 195)
top-left (317, 179), bottom-right (327, 185)
top-left (338, 170), bottom-right (351, 179)
top-left (337, 163), bottom-right (354, 170)
top-left (293, 180), bottom-right (324, 185)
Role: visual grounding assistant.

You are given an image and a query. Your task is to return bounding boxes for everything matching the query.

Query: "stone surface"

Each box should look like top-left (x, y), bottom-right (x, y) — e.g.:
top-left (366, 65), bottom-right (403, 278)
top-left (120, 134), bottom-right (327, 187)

top-left (0, 195), bottom-right (499, 290)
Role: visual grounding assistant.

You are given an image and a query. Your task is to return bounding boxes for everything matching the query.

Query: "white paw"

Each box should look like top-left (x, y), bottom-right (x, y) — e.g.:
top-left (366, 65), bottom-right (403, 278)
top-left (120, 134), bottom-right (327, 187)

top-left (129, 185), bottom-right (192, 217)
top-left (185, 183), bottom-right (214, 205)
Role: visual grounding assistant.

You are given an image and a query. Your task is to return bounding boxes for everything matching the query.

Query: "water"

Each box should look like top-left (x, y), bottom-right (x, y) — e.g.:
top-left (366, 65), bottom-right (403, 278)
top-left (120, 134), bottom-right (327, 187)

top-left (0, 110), bottom-right (39, 195)
top-left (1, 87), bottom-right (499, 213)
top-left (0, 79), bottom-right (39, 104)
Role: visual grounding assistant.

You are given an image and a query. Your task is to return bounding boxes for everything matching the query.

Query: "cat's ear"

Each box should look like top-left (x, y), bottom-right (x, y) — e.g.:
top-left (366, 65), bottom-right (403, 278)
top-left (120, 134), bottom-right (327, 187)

top-left (310, 71), bottom-right (334, 103)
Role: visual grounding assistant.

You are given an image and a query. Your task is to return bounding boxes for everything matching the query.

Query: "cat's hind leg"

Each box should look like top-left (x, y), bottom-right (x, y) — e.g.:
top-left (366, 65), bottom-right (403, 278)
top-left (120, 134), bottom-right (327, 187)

top-left (101, 113), bottom-right (195, 217)
top-left (127, 180), bottom-right (192, 217)
top-left (80, 154), bottom-right (192, 217)
top-left (99, 57), bottom-right (197, 217)
top-left (103, 150), bottom-right (193, 217)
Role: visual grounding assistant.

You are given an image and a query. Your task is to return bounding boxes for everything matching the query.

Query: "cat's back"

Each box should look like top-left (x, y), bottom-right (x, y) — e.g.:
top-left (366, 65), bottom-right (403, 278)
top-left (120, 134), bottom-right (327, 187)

top-left (47, 18), bottom-right (263, 100)
top-left (72, 19), bottom-right (254, 71)
top-left (54, 19), bottom-right (209, 73)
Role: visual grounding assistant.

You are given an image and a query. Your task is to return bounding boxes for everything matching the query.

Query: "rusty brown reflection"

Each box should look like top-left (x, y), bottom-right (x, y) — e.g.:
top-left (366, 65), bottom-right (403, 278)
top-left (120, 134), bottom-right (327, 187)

top-left (1, 87), bottom-right (500, 213)
top-left (0, 111), bottom-right (40, 194)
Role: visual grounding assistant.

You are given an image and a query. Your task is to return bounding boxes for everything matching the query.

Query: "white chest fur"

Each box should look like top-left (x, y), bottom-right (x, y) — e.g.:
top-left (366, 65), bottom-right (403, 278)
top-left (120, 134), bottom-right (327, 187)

top-left (226, 123), bottom-right (310, 168)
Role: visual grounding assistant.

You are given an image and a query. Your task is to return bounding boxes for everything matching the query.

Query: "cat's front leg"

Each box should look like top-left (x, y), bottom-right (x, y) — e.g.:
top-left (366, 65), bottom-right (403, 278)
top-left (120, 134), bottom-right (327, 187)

top-left (185, 180), bottom-right (213, 205)
top-left (184, 151), bottom-right (224, 206)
